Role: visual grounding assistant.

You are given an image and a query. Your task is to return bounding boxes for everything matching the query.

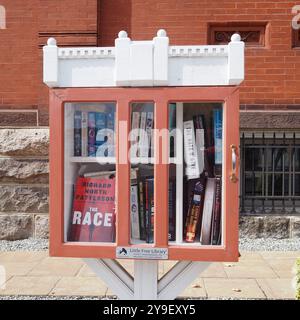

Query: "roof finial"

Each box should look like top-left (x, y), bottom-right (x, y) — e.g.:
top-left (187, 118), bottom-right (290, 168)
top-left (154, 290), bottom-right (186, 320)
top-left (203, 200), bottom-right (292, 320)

top-left (118, 30), bottom-right (128, 38)
top-left (157, 29), bottom-right (167, 37)
top-left (47, 38), bottom-right (57, 46)
top-left (231, 33), bottom-right (241, 42)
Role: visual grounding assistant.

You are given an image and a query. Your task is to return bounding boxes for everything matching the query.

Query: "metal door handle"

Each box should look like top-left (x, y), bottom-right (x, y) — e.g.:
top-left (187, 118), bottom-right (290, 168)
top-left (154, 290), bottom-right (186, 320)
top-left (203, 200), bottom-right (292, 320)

top-left (230, 144), bottom-right (238, 183)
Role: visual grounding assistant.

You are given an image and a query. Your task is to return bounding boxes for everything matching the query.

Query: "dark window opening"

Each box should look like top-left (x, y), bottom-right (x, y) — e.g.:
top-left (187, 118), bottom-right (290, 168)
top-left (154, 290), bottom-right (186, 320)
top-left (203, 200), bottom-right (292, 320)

top-left (240, 132), bottom-right (300, 214)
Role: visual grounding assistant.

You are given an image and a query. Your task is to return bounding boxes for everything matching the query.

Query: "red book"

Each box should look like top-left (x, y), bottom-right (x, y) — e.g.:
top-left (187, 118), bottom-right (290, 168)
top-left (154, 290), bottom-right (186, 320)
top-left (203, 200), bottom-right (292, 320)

top-left (69, 176), bottom-right (116, 242)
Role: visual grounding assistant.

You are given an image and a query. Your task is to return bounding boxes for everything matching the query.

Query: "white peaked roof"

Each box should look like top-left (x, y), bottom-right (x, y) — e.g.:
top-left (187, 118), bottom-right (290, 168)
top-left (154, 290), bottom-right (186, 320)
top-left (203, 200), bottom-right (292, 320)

top-left (43, 30), bottom-right (244, 88)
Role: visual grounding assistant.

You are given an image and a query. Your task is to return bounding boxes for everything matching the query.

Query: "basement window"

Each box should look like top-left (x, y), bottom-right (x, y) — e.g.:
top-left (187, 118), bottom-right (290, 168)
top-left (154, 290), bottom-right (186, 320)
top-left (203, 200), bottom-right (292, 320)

top-left (240, 131), bottom-right (300, 214)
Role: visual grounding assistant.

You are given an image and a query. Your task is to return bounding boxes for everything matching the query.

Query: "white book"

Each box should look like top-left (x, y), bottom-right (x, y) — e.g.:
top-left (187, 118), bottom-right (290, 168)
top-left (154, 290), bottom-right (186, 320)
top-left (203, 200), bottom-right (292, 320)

top-left (200, 178), bottom-right (215, 245)
top-left (130, 111), bottom-right (141, 158)
top-left (183, 120), bottom-right (200, 179)
top-left (81, 111), bottom-right (88, 157)
top-left (195, 128), bottom-right (205, 174)
top-left (145, 112), bottom-right (154, 157)
top-left (130, 168), bottom-right (140, 239)
top-left (138, 112), bottom-right (148, 158)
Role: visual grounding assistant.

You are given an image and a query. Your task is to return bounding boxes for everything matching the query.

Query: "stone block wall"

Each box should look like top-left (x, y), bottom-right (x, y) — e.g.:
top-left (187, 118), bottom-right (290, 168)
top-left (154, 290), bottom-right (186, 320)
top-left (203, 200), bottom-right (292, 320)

top-left (0, 128), bottom-right (49, 240)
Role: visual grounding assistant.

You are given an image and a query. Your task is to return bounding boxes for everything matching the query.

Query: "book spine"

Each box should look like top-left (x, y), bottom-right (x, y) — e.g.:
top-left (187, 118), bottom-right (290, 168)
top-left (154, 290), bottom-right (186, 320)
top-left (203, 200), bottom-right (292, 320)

top-left (106, 111), bottom-right (115, 157)
top-left (74, 111), bottom-right (82, 156)
top-left (81, 111), bottom-right (88, 157)
top-left (138, 181), bottom-right (146, 240)
top-left (130, 184), bottom-right (140, 239)
top-left (138, 112), bottom-right (148, 158)
top-left (145, 179), bottom-right (154, 243)
top-left (131, 112), bottom-right (141, 158)
top-left (185, 180), bottom-right (205, 242)
top-left (145, 112), bottom-right (154, 158)
top-left (95, 112), bottom-right (107, 157)
top-left (183, 120), bottom-right (200, 179)
top-left (193, 115), bottom-right (205, 174)
top-left (169, 103), bottom-right (176, 158)
top-left (88, 112), bottom-right (96, 157)
top-left (200, 178), bottom-right (215, 245)
top-left (214, 109), bottom-right (223, 165)
top-left (211, 177), bottom-right (222, 245)
top-left (168, 180), bottom-right (176, 241)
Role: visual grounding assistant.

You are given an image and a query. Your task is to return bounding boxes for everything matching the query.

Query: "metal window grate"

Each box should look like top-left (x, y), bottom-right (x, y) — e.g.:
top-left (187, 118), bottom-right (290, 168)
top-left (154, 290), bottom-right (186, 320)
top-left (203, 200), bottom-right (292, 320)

top-left (240, 131), bottom-right (300, 214)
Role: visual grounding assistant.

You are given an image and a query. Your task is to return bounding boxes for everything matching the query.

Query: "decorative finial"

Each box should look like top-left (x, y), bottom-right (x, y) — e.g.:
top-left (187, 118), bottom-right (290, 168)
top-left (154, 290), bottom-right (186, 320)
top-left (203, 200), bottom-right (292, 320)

top-left (231, 33), bottom-right (241, 42)
top-left (157, 29), bottom-right (167, 37)
top-left (118, 30), bottom-right (128, 38)
top-left (47, 38), bottom-right (57, 46)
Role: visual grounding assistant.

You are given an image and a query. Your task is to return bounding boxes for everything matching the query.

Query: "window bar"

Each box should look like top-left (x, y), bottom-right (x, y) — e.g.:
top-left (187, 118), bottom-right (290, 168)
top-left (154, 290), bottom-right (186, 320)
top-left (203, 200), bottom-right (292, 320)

top-left (265, 134), bottom-right (269, 212)
top-left (240, 132), bottom-right (245, 213)
top-left (282, 132), bottom-right (286, 213)
top-left (261, 132), bottom-right (265, 213)
top-left (288, 138), bottom-right (292, 212)
top-left (271, 132), bottom-right (275, 213)
top-left (292, 132), bottom-right (297, 213)
top-left (251, 132), bottom-right (255, 213)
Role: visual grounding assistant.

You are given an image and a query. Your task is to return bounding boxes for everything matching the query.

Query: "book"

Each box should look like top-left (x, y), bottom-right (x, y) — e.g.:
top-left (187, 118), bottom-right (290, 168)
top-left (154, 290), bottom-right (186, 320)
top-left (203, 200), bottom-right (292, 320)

top-left (169, 103), bottom-right (176, 158)
top-left (200, 177), bottom-right (216, 245)
top-left (211, 177), bottom-right (222, 245)
top-left (81, 111), bottom-right (88, 157)
top-left (131, 111), bottom-right (141, 158)
top-left (138, 112), bottom-right (148, 158)
top-left (95, 112), bottom-right (107, 157)
top-left (214, 109), bottom-right (223, 165)
top-left (74, 111), bottom-right (82, 156)
top-left (168, 179), bottom-right (176, 241)
top-left (88, 112), bottom-right (96, 156)
top-left (193, 115), bottom-right (205, 174)
top-left (145, 178), bottom-right (154, 243)
top-left (130, 169), bottom-right (140, 240)
top-left (138, 180), bottom-right (146, 240)
top-left (145, 112), bottom-right (154, 157)
top-left (69, 176), bottom-right (116, 242)
top-left (184, 177), bottom-right (206, 242)
top-left (183, 120), bottom-right (200, 180)
top-left (106, 111), bottom-right (115, 157)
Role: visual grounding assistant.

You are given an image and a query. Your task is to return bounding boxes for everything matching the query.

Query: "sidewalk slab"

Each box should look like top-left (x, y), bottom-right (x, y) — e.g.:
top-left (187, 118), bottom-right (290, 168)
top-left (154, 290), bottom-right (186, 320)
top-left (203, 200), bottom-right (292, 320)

top-left (204, 278), bottom-right (266, 299)
top-left (257, 278), bottom-right (295, 299)
top-left (28, 257), bottom-right (83, 277)
top-left (260, 252), bottom-right (300, 259)
top-left (224, 264), bottom-right (278, 279)
top-left (0, 276), bottom-right (60, 296)
top-left (179, 278), bottom-right (207, 298)
top-left (0, 251), bottom-right (48, 263)
top-left (2, 262), bottom-right (40, 276)
top-left (264, 258), bottom-right (296, 279)
top-left (50, 277), bottom-right (108, 296)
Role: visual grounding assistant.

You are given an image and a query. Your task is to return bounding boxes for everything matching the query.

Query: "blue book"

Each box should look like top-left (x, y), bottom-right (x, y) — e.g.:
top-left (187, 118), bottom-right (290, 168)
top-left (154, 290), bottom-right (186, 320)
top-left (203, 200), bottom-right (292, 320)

top-left (95, 112), bottom-right (107, 157)
top-left (213, 109), bottom-right (223, 165)
top-left (74, 111), bottom-right (82, 156)
top-left (88, 112), bottom-right (96, 157)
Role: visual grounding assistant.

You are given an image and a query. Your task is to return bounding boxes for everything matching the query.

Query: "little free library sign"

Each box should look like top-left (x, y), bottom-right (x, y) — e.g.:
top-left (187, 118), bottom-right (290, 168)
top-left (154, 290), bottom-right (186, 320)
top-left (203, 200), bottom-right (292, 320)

top-left (44, 30), bottom-right (244, 300)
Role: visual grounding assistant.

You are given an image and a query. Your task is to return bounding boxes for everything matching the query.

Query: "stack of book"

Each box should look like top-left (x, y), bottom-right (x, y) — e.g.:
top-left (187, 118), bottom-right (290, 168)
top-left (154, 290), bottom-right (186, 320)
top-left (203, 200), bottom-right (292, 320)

top-left (74, 110), bottom-right (115, 157)
top-left (131, 110), bottom-right (154, 158)
top-left (183, 109), bottom-right (223, 245)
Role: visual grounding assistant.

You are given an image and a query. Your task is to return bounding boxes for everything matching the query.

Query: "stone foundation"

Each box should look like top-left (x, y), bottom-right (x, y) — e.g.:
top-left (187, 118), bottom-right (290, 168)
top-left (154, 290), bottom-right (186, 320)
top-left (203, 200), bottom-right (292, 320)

top-left (0, 128), bottom-right (49, 240)
top-left (239, 215), bottom-right (300, 239)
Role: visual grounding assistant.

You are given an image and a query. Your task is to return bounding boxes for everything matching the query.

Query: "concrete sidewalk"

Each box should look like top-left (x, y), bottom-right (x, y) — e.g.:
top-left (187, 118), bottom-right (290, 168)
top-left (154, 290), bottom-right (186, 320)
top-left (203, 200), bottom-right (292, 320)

top-left (0, 251), bottom-right (299, 299)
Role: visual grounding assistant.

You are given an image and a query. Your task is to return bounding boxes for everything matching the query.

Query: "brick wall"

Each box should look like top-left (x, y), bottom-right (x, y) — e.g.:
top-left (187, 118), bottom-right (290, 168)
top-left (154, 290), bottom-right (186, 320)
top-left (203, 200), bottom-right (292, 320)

top-left (100, 0), bottom-right (300, 110)
top-left (0, 1), bottom-right (98, 239)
